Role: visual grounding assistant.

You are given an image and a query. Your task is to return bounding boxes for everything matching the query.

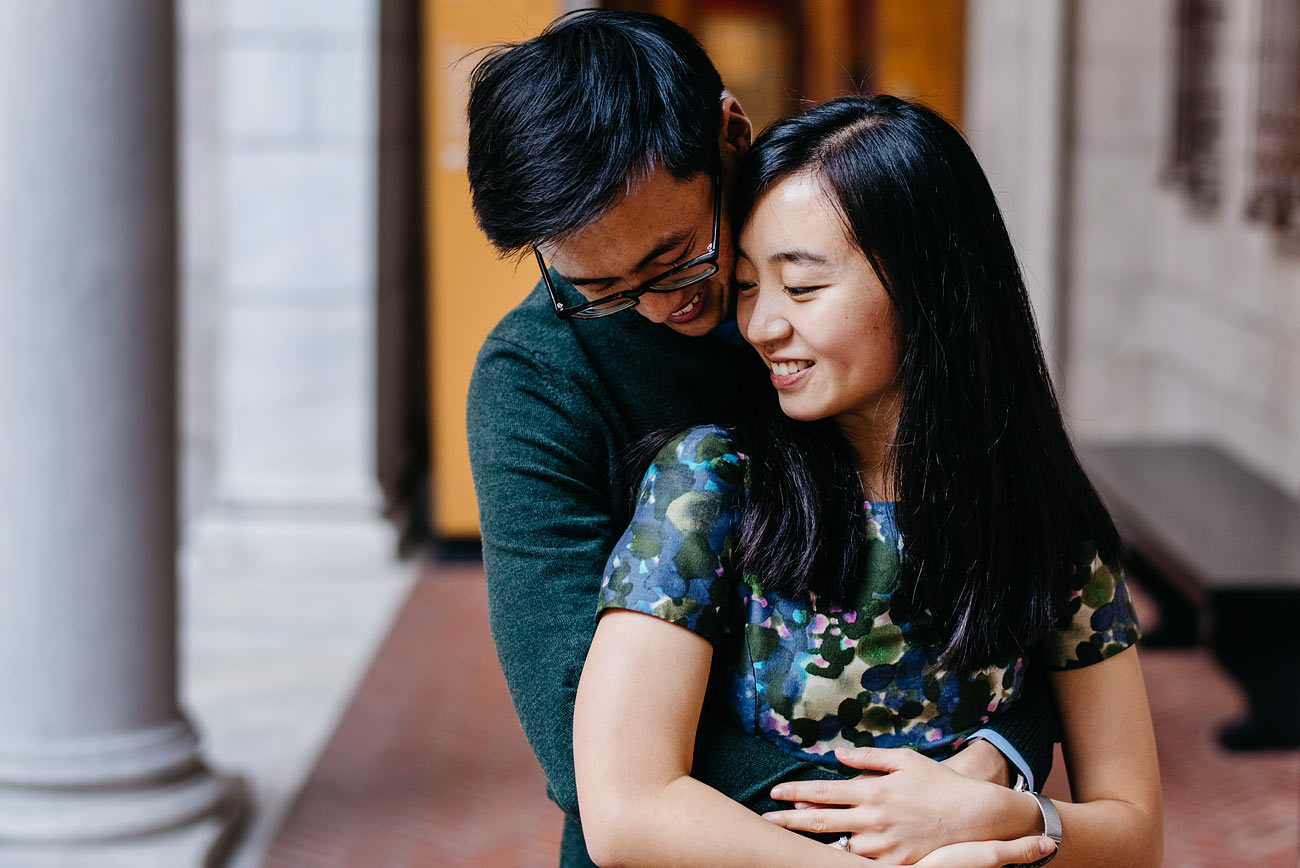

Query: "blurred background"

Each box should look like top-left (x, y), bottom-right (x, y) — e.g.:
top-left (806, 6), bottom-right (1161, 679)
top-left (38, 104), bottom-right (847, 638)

top-left (0, 0), bottom-right (1296, 866)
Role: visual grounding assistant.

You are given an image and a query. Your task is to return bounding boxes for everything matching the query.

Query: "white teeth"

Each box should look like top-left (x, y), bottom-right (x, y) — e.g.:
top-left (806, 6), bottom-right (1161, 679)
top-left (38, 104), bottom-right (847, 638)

top-left (771, 360), bottom-right (813, 376)
top-left (672, 290), bottom-right (702, 317)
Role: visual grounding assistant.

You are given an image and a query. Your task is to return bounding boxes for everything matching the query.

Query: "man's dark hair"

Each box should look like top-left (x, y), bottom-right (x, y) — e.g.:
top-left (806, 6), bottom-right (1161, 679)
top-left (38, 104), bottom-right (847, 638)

top-left (727, 95), bottom-right (1124, 674)
top-left (466, 10), bottom-right (724, 254)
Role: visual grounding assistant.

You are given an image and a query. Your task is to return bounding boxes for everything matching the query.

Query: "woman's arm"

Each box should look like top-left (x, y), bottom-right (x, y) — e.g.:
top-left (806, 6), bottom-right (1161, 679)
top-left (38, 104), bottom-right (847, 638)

top-left (963, 646), bottom-right (1162, 867)
top-left (1035, 646), bottom-right (1162, 867)
top-left (574, 610), bottom-right (1058, 868)
top-left (763, 647), bottom-right (1160, 866)
top-left (575, 610), bottom-right (869, 868)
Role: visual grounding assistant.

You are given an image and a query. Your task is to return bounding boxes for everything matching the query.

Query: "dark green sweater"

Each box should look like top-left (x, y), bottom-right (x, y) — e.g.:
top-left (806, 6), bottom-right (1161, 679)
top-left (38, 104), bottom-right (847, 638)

top-left (466, 277), bottom-right (1057, 867)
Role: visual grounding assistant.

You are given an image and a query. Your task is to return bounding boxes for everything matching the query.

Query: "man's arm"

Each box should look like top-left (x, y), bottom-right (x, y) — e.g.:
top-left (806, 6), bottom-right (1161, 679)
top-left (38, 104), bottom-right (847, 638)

top-left (467, 337), bottom-right (845, 816)
top-left (965, 667), bottom-right (1059, 791)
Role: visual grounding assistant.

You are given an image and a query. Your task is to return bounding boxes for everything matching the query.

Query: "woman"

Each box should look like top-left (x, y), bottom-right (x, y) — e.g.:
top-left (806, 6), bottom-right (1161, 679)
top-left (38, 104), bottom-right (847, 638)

top-left (573, 95), bottom-right (1161, 868)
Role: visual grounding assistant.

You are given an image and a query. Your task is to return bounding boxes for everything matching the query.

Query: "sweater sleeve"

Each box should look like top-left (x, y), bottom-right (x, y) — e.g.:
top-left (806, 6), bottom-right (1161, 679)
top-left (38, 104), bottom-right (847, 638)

top-left (467, 336), bottom-right (844, 821)
top-left (968, 665), bottom-right (1059, 790)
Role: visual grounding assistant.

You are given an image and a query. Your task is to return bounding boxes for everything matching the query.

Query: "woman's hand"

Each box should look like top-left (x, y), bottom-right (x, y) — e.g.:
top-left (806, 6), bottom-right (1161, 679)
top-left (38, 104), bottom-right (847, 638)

top-left (763, 746), bottom-right (1036, 864)
top-left (910, 836), bottom-right (1058, 868)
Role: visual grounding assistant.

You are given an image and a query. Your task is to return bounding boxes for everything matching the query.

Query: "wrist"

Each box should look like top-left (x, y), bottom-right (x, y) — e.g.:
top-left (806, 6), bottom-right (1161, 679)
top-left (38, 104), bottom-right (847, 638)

top-left (945, 738), bottom-right (1010, 787)
top-left (990, 782), bottom-right (1050, 841)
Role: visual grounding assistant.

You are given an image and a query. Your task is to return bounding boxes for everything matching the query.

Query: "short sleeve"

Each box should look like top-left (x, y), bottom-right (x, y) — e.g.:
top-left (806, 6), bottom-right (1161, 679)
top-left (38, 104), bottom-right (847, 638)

top-left (597, 425), bottom-right (745, 645)
top-left (1037, 542), bottom-right (1142, 671)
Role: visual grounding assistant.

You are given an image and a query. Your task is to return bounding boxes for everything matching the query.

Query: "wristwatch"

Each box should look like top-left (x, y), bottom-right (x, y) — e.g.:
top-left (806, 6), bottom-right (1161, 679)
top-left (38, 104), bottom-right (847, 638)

top-left (1005, 779), bottom-right (1061, 867)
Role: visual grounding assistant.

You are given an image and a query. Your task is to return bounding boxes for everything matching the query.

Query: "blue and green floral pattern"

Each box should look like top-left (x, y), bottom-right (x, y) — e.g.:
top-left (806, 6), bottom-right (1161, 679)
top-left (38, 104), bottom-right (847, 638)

top-left (597, 426), bottom-right (1140, 765)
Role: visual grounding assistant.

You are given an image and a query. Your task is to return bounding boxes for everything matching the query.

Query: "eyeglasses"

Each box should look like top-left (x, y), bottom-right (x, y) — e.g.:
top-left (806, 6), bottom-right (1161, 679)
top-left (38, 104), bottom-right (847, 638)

top-left (534, 156), bottom-right (722, 320)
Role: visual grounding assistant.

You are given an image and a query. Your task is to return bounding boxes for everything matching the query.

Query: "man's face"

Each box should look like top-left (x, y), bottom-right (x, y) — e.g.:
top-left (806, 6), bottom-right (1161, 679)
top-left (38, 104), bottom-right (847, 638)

top-left (537, 158), bottom-right (739, 338)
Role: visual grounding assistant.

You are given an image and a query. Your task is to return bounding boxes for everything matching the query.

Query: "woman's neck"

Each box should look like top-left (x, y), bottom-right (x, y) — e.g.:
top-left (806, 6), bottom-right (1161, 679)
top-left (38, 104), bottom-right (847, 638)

top-left (837, 407), bottom-right (899, 502)
top-left (857, 447), bottom-right (895, 502)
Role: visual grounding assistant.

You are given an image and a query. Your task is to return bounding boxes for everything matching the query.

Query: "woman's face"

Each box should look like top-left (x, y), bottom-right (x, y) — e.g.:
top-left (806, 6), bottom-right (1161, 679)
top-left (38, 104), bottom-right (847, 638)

top-left (734, 172), bottom-right (902, 440)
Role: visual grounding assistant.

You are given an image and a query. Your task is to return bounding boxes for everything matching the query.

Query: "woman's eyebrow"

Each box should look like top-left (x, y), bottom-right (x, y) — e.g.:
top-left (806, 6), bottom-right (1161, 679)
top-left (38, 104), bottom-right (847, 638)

top-left (770, 248), bottom-right (829, 265)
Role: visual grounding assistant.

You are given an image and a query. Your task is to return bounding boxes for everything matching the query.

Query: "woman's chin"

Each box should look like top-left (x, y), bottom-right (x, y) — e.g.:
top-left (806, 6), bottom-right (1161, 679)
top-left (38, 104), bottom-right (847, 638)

top-left (776, 399), bottom-right (824, 423)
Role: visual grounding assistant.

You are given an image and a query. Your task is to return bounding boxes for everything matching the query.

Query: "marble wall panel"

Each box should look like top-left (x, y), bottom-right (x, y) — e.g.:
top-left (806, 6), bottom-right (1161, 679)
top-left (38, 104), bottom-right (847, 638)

top-left (1068, 150), bottom-right (1155, 285)
top-left (1143, 359), bottom-right (1214, 436)
top-left (222, 0), bottom-right (376, 38)
top-left (312, 44), bottom-right (375, 142)
top-left (1073, 51), bottom-right (1162, 153)
top-left (1076, 0), bottom-right (1169, 60)
top-left (214, 301), bottom-right (378, 510)
top-left (222, 151), bottom-right (372, 297)
top-left (220, 45), bottom-right (313, 143)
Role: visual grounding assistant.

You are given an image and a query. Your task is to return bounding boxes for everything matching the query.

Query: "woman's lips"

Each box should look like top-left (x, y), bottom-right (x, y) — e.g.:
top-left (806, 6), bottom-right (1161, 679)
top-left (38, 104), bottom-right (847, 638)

top-left (769, 360), bottom-right (813, 388)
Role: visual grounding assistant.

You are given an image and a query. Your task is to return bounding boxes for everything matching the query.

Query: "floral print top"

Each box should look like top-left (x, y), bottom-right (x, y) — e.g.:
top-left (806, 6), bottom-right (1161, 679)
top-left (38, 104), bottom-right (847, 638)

top-left (597, 426), bottom-right (1141, 765)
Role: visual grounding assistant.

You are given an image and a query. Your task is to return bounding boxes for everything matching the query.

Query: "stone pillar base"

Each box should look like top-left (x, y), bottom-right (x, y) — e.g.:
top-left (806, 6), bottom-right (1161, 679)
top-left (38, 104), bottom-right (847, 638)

top-left (0, 774), bottom-right (248, 868)
top-left (184, 512), bottom-right (397, 578)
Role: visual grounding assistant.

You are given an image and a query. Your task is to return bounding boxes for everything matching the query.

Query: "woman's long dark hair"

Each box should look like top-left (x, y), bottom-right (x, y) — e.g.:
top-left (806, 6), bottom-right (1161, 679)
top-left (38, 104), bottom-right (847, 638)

top-left (729, 94), bottom-right (1122, 673)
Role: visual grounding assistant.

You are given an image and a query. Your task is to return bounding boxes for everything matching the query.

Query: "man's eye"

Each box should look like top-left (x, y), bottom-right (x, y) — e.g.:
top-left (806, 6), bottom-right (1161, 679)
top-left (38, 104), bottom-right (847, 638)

top-left (666, 239), bottom-right (696, 269)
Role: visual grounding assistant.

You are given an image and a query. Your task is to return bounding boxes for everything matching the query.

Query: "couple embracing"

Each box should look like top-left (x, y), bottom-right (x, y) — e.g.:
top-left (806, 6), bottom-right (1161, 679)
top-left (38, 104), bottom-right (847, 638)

top-left (466, 11), bottom-right (1161, 868)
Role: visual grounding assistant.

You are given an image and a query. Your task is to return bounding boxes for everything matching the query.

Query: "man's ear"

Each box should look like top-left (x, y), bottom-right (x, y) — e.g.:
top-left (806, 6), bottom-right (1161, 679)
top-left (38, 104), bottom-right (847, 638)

top-left (719, 93), bottom-right (753, 159)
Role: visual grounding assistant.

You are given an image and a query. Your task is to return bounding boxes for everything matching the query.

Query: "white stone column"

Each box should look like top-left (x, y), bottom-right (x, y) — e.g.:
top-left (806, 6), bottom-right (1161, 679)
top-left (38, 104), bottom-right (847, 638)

top-left (183, 0), bottom-right (394, 572)
top-left (0, 2), bottom-right (246, 864)
top-left (965, 0), bottom-right (1071, 382)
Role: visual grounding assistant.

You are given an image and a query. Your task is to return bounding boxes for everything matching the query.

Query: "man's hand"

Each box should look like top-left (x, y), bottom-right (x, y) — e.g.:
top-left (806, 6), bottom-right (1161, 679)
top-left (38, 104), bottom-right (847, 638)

top-left (763, 747), bottom-right (1036, 865)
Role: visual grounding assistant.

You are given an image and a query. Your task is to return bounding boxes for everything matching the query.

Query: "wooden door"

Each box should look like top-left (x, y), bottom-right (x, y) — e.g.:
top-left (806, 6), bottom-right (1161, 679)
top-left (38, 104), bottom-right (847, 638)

top-left (421, 0), bottom-right (561, 539)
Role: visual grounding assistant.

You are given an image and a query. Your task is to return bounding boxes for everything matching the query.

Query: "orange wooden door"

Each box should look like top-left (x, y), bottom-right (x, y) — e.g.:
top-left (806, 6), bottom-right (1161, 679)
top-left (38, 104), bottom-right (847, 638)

top-left (421, 0), bottom-right (561, 539)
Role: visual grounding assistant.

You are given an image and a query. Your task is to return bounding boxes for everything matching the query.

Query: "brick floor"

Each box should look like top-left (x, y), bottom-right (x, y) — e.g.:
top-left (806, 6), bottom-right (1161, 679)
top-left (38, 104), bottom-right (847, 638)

top-left (261, 562), bottom-right (563, 868)
top-left (264, 561), bottom-right (1299, 867)
top-left (1114, 583), bottom-right (1299, 867)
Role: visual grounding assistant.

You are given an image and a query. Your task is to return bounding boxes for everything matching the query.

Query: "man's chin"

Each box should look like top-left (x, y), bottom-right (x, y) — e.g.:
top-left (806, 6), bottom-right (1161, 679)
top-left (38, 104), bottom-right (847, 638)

top-left (665, 311), bottom-right (723, 337)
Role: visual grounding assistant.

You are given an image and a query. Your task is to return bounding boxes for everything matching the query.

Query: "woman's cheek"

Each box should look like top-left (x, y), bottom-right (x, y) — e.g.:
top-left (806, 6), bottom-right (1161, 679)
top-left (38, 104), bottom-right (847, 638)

top-left (735, 294), bottom-right (755, 346)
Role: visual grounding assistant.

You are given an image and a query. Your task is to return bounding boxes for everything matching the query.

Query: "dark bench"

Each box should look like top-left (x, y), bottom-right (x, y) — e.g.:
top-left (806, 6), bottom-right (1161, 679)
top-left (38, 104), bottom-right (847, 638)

top-left (1078, 441), bottom-right (1300, 750)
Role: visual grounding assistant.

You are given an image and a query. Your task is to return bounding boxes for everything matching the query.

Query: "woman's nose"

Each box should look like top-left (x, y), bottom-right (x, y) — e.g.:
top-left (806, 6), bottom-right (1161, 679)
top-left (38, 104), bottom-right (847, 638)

top-left (741, 289), bottom-right (790, 346)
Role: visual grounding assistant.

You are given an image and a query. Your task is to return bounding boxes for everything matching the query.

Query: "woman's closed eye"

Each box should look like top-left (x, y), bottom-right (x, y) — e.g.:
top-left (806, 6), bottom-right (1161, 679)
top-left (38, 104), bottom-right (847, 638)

top-left (784, 284), bottom-right (826, 296)
top-left (732, 279), bottom-right (758, 295)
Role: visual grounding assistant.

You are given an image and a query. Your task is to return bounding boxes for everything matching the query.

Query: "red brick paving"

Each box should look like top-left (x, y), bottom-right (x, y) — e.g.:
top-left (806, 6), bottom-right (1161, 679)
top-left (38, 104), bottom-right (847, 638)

top-left (265, 561), bottom-right (1298, 867)
top-left (261, 561), bottom-right (563, 868)
top-left (1116, 583), bottom-right (1299, 867)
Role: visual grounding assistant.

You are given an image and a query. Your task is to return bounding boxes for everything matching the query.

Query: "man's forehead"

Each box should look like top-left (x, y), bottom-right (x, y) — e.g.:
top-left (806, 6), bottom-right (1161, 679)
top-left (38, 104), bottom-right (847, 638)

top-left (538, 169), bottom-right (710, 282)
top-left (543, 226), bottom-right (695, 283)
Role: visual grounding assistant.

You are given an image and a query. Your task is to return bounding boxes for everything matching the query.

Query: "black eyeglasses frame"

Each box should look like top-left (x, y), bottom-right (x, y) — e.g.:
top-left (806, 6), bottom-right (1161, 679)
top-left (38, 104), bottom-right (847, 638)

top-left (533, 155), bottom-right (722, 320)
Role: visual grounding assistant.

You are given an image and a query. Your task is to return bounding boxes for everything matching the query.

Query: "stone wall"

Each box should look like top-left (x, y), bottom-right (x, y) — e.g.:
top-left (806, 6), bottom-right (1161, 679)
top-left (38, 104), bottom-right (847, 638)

top-left (1063, 0), bottom-right (1300, 491)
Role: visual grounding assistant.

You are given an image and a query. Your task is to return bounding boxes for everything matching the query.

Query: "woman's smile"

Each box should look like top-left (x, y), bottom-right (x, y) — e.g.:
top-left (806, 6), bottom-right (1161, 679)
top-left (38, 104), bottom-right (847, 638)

top-left (766, 358), bottom-right (814, 387)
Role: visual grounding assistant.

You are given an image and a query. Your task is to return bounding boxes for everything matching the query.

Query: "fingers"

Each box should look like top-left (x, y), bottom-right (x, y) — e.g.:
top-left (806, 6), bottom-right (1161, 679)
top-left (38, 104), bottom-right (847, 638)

top-left (761, 807), bottom-right (855, 835)
top-left (834, 745), bottom-right (927, 772)
top-left (913, 836), bottom-right (1057, 868)
top-left (768, 779), bottom-right (851, 805)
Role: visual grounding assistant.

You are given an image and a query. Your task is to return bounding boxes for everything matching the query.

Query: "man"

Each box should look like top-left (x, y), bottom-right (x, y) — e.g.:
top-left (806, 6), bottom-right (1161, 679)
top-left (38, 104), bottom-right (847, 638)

top-left (465, 11), bottom-right (1056, 866)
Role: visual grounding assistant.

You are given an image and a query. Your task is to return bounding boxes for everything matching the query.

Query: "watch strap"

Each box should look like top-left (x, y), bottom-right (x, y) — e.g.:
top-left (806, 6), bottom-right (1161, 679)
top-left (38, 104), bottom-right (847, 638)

top-left (1004, 792), bottom-right (1062, 867)
top-left (1029, 791), bottom-right (1063, 843)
